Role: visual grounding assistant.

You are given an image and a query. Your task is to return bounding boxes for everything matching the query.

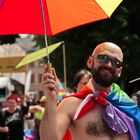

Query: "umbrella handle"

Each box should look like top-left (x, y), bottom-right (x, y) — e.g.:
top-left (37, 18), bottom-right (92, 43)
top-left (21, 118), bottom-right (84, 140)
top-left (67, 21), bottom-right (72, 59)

top-left (46, 62), bottom-right (55, 91)
top-left (46, 62), bottom-right (52, 74)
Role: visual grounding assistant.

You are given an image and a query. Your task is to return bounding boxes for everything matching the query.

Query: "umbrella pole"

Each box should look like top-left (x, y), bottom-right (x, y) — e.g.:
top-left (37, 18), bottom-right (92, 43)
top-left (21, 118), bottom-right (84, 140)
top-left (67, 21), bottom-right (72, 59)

top-left (129, 77), bottom-right (140, 83)
top-left (39, 0), bottom-right (52, 72)
top-left (62, 42), bottom-right (67, 90)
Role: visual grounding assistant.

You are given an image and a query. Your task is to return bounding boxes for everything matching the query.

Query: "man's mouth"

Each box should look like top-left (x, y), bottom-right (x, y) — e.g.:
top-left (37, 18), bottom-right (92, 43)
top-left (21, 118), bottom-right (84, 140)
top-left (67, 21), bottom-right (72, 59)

top-left (100, 69), bottom-right (112, 75)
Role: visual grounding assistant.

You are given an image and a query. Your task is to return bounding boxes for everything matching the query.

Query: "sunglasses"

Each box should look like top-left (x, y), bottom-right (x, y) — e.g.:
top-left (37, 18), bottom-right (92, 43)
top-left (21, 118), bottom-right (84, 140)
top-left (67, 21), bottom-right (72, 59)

top-left (92, 54), bottom-right (123, 68)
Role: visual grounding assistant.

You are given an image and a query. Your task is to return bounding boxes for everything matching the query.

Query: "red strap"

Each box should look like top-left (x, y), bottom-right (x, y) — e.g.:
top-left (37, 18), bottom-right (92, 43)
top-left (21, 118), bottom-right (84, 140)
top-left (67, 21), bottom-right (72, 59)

top-left (65, 87), bottom-right (108, 119)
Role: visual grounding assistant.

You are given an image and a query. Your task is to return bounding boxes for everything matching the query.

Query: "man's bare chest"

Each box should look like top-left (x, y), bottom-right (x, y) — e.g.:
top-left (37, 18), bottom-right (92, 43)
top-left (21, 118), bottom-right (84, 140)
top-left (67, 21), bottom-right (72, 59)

top-left (70, 104), bottom-right (130, 140)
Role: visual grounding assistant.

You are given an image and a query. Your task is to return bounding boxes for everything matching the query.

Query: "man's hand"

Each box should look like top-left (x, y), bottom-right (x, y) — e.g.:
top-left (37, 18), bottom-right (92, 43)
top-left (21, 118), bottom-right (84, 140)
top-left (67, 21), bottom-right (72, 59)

top-left (41, 65), bottom-right (58, 104)
top-left (29, 105), bottom-right (43, 113)
top-left (0, 126), bottom-right (9, 133)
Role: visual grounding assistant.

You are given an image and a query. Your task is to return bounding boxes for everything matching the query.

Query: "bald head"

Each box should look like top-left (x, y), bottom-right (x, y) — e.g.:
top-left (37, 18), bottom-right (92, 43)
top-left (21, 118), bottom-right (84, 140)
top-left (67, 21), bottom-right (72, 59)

top-left (92, 42), bottom-right (123, 62)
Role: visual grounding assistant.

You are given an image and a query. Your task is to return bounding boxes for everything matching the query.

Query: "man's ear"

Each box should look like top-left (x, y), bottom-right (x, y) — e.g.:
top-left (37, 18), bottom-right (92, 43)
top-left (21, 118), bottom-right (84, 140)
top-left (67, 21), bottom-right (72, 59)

top-left (87, 56), bottom-right (93, 69)
top-left (118, 67), bottom-right (122, 77)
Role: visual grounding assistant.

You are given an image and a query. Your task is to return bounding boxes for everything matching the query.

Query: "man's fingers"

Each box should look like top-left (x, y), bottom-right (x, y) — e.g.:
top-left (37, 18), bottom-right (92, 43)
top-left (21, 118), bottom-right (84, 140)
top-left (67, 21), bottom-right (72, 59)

top-left (42, 72), bottom-right (54, 81)
top-left (42, 77), bottom-right (55, 85)
top-left (41, 65), bottom-right (58, 93)
top-left (52, 68), bottom-right (57, 81)
top-left (42, 81), bottom-right (57, 91)
top-left (41, 73), bottom-right (57, 91)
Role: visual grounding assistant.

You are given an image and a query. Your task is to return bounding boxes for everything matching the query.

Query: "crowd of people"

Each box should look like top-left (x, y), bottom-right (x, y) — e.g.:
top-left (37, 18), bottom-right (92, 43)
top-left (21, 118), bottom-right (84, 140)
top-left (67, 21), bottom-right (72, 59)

top-left (0, 91), bottom-right (43, 140)
top-left (0, 68), bottom-right (92, 140)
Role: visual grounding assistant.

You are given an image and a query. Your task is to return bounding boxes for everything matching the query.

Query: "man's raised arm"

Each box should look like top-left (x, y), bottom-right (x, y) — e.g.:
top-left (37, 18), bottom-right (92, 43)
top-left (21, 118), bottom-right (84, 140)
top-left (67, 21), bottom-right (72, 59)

top-left (39, 65), bottom-right (70, 140)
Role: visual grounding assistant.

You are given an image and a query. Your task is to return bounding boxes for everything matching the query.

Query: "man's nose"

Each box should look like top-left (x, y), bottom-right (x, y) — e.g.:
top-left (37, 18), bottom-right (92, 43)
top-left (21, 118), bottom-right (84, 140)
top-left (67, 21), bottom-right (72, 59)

top-left (105, 61), bottom-right (112, 67)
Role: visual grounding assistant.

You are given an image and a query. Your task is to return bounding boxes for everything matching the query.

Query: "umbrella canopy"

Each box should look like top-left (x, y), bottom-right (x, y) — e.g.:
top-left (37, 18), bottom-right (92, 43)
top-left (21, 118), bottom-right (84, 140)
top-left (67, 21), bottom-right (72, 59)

top-left (0, 0), bottom-right (122, 36)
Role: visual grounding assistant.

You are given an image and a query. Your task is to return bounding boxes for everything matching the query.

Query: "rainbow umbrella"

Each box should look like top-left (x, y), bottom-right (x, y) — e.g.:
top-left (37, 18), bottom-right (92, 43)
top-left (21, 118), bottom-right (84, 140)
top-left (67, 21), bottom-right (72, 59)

top-left (0, 0), bottom-right (123, 80)
top-left (0, 0), bottom-right (122, 36)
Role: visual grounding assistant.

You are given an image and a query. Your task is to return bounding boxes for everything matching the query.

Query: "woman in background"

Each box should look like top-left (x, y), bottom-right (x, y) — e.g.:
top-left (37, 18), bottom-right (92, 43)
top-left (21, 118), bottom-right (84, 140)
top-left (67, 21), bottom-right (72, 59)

top-left (72, 69), bottom-right (92, 92)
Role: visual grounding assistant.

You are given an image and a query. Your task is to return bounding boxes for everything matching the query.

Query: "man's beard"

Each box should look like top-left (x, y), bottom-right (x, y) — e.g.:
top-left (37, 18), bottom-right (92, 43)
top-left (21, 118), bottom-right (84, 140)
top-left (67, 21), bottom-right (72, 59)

top-left (91, 65), bottom-right (119, 87)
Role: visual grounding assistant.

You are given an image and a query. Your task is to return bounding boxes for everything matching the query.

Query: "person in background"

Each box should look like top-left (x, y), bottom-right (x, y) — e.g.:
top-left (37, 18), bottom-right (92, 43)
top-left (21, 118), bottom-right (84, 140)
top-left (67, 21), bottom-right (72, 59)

top-left (34, 96), bottom-right (46, 140)
top-left (24, 93), bottom-right (36, 131)
top-left (0, 94), bottom-right (42, 140)
top-left (40, 42), bottom-right (140, 140)
top-left (72, 69), bottom-right (92, 92)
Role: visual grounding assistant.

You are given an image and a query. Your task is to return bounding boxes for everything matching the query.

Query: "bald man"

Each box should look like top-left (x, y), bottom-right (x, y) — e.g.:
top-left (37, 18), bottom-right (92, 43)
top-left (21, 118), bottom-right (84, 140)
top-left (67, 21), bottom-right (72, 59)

top-left (40, 42), bottom-right (140, 140)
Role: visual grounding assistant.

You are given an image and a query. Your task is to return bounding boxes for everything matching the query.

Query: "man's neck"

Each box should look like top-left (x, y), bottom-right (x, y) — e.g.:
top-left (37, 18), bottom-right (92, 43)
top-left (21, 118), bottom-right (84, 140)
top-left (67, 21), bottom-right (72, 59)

top-left (91, 79), bottom-right (112, 94)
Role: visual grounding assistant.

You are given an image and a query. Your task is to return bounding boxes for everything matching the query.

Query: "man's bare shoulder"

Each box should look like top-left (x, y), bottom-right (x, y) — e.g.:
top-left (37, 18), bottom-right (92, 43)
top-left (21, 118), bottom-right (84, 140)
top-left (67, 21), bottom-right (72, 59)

top-left (57, 96), bottom-right (82, 118)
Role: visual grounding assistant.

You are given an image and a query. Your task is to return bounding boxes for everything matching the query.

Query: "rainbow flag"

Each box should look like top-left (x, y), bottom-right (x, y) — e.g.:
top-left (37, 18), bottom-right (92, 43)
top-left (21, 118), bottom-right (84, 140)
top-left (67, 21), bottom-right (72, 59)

top-left (107, 83), bottom-right (140, 140)
top-left (68, 80), bottom-right (140, 140)
top-left (58, 79), bottom-right (65, 100)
